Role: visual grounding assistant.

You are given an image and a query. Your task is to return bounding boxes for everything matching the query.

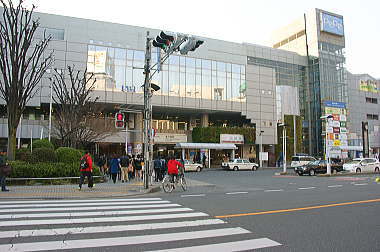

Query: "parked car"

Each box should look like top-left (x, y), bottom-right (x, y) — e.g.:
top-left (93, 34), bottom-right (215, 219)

top-left (295, 160), bottom-right (343, 176)
top-left (221, 159), bottom-right (259, 171)
top-left (343, 158), bottom-right (380, 173)
top-left (291, 155), bottom-right (316, 168)
top-left (177, 159), bottom-right (203, 172)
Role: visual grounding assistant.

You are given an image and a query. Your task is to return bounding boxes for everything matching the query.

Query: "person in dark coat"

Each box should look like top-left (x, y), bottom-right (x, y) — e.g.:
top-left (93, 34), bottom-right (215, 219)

top-left (109, 154), bottom-right (121, 183)
top-left (0, 155), bottom-right (10, 192)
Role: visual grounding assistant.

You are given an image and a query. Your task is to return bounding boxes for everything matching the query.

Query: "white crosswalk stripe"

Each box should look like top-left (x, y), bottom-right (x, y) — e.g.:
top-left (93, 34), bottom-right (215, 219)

top-left (0, 198), bottom-right (282, 251)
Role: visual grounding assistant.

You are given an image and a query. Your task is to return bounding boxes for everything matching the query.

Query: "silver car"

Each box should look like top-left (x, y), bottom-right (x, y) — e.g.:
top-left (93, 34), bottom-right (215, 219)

top-left (222, 159), bottom-right (259, 171)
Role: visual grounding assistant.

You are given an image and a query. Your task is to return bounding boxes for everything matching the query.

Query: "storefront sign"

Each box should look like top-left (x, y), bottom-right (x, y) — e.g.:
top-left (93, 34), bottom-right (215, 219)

top-left (154, 133), bottom-right (187, 144)
top-left (324, 101), bottom-right (346, 109)
top-left (333, 127), bottom-right (340, 134)
top-left (220, 134), bottom-right (244, 144)
top-left (320, 13), bottom-right (344, 36)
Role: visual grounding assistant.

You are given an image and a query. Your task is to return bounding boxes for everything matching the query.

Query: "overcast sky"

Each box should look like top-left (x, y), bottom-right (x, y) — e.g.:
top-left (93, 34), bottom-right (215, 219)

top-left (31, 0), bottom-right (380, 78)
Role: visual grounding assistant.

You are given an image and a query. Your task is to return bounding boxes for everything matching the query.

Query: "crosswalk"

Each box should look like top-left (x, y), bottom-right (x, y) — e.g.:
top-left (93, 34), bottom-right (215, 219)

top-left (0, 197), bottom-right (281, 251)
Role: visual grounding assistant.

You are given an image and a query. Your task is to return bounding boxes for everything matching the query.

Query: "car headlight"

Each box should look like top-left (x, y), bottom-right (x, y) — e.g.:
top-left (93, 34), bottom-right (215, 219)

top-left (302, 167), bottom-right (307, 170)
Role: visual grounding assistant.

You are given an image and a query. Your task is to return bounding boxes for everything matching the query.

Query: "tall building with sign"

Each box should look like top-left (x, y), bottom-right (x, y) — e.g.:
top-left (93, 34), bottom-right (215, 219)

top-left (347, 72), bottom-right (380, 156)
top-left (271, 8), bottom-right (347, 156)
top-left (1, 7), bottom-right (374, 164)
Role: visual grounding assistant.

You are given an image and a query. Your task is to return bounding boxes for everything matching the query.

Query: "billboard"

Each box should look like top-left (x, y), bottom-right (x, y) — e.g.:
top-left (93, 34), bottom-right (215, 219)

top-left (359, 79), bottom-right (378, 93)
top-left (320, 13), bottom-right (344, 36)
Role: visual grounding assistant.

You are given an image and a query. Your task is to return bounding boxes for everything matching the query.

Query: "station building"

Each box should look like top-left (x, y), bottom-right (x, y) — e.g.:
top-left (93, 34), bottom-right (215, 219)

top-left (1, 7), bottom-right (377, 165)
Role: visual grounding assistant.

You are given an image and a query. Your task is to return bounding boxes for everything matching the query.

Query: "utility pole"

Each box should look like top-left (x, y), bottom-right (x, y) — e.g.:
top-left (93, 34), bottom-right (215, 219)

top-left (143, 31), bottom-right (152, 189)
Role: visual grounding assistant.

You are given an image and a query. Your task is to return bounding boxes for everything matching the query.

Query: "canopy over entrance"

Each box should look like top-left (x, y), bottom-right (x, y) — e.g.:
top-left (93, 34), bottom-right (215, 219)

top-left (175, 143), bottom-right (237, 150)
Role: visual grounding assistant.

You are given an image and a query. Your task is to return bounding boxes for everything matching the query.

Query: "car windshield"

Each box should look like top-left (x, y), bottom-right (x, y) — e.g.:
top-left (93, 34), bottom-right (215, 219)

top-left (346, 160), bottom-right (361, 164)
top-left (292, 157), bottom-right (299, 161)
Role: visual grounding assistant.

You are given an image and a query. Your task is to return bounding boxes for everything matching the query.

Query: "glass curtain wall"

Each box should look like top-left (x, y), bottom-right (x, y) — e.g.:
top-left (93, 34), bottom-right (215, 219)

top-left (87, 44), bottom-right (245, 102)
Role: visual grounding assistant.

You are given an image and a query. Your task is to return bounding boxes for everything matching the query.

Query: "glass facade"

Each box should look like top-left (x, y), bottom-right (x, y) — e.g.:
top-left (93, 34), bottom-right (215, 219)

top-left (247, 57), bottom-right (309, 152)
top-left (87, 45), bottom-right (246, 102)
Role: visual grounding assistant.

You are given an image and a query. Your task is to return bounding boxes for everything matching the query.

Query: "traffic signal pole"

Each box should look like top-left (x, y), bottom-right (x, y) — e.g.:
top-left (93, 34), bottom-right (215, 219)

top-left (143, 31), bottom-right (152, 189)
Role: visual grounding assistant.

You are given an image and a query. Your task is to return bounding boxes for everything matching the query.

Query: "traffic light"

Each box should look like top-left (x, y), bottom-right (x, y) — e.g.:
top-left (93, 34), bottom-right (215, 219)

top-left (115, 112), bottom-right (125, 129)
top-left (179, 36), bottom-right (204, 55)
top-left (152, 31), bottom-right (175, 51)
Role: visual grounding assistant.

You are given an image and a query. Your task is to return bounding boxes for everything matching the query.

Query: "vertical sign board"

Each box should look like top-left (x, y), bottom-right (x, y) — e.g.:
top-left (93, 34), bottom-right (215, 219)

top-left (362, 122), bottom-right (369, 158)
top-left (324, 101), bottom-right (347, 158)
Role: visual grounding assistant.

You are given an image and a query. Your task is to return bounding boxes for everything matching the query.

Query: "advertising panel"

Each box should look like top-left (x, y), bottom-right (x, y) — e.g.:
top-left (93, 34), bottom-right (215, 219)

top-left (359, 79), bottom-right (378, 93)
top-left (154, 133), bottom-right (187, 144)
top-left (320, 13), bottom-right (344, 36)
top-left (324, 101), bottom-right (347, 156)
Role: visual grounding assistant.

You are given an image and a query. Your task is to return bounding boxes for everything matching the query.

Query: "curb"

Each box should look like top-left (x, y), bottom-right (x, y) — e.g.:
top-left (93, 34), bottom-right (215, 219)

top-left (317, 172), bottom-right (380, 177)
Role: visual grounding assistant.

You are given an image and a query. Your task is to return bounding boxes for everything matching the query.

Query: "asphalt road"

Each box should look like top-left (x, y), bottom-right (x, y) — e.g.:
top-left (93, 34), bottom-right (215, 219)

top-left (1, 168), bottom-right (379, 251)
top-left (156, 168), bottom-right (380, 251)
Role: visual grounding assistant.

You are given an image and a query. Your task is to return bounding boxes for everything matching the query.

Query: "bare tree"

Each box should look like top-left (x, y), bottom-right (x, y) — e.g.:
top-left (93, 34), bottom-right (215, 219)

top-left (50, 66), bottom-right (114, 148)
top-left (0, 0), bottom-right (53, 160)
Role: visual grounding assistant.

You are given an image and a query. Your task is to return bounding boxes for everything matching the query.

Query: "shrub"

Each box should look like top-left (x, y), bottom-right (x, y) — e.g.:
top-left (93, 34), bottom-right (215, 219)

top-left (16, 148), bottom-right (33, 162)
top-left (30, 139), bottom-right (54, 150)
top-left (9, 161), bottom-right (101, 178)
top-left (56, 147), bottom-right (82, 163)
top-left (31, 148), bottom-right (58, 163)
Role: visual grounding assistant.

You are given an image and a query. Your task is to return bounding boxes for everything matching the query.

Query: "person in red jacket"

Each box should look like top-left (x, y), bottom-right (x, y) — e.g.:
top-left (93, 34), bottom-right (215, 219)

top-left (167, 156), bottom-right (183, 183)
top-left (79, 151), bottom-right (94, 190)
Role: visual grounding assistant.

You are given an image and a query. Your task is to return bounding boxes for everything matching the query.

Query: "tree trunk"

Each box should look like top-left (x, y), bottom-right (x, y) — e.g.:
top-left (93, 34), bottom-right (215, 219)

top-left (7, 123), bottom-right (17, 161)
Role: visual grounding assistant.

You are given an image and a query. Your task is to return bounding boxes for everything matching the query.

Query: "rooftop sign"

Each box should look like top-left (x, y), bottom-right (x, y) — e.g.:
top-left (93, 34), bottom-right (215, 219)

top-left (320, 13), bottom-right (344, 36)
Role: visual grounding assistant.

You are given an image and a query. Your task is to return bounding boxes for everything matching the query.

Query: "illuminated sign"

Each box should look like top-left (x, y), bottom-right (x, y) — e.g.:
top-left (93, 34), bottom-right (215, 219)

top-left (320, 13), bottom-right (344, 36)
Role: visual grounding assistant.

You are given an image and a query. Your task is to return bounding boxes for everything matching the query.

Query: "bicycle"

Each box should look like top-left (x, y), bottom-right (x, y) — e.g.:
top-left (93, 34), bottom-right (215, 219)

top-left (162, 172), bottom-right (187, 193)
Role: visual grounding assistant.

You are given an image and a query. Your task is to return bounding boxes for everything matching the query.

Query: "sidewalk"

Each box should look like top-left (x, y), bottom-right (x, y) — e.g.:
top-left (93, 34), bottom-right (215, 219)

top-left (0, 179), bottom-right (161, 199)
top-left (0, 178), bottom-right (215, 199)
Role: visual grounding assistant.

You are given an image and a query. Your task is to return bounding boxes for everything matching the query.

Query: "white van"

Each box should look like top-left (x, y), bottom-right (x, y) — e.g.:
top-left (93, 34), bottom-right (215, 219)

top-left (291, 155), bottom-right (316, 168)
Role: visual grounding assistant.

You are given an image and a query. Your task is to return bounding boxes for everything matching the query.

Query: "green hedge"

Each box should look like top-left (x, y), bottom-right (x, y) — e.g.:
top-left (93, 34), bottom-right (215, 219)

top-left (16, 148), bottom-right (32, 162)
top-left (9, 161), bottom-right (101, 178)
top-left (30, 139), bottom-right (54, 150)
top-left (32, 148), bottom-right (58, 163)
top-left (56, 147), bottom-right (82, 163)
top-left (192, 127), bottom-right (256, 144)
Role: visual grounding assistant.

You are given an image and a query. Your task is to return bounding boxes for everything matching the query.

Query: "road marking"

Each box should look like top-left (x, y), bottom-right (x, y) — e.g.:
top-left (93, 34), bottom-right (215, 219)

top-left (0, 198), bottom-right (162, 205)
top-left (0, 228), bottom-right (250, 251)
top-left (226, 192), bottom-right (249, 195)
top-left (0, 207), bottom-right (193, 219)
top-left (0, 212), bottom-right (209, 227)
top-left (215, 198), bottom-right (380, 218)
top-left (0, 219), bottom-right (225, 239)
top-left (181, 194), bottom-right (205, 197)
top-left (298, 187), bottom-right (316, 190)
top-left (264, 189), bottom-right (284, 192)
top-left (354, 183), bottom-right (368, 186)
top-left (328, 185), bottom-right (343, 188)
top-left (147, 238), bottom-right (282, 252)
top-left (0, 200), bottom-right (169, 209)
top-left (0, 203), bottom-right (180, 213)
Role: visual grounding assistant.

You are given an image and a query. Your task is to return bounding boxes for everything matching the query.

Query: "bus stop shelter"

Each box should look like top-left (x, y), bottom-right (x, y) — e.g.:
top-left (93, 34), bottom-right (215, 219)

top-left (175, 143), bottom-right (238, 168)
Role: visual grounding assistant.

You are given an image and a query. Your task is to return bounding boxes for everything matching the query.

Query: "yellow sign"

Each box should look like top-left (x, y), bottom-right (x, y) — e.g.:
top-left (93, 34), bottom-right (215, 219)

top-left (359, 80), bottom-right (378, 93)
top-left (333, 140), bottom-right (341, 146)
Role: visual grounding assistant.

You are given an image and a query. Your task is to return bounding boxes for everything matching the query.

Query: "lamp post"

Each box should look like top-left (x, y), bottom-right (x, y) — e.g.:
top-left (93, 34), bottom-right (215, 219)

top-left (321, 115), bottom-right (333, 175)
top-left (279, 123), bottom-right (287, 173)
top-left (259, 130), bottom-right (264, 168)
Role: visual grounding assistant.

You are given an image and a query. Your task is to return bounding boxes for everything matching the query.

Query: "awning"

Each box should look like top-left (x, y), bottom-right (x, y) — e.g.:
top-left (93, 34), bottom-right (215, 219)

top-left (175, 143), bottom-right (237, 150)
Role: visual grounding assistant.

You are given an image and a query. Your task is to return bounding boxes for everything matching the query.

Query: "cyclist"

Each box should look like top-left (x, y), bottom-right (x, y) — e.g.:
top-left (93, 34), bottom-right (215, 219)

top-left (167, 156), bottom-right (184, 183)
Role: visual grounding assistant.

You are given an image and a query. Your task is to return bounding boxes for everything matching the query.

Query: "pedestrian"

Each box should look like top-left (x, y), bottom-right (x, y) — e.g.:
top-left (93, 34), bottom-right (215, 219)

top-left (99, 155), bottom-right (106, 175)
top-left (134, 154), bottom-right (143, 179)
top-left (167, 156), bottom-right (183, 183)
top-left (120, 155), bottom-right (129, 183)
top-left (127, 155), bottom-right (134, 181)
top-left (0, 155), bottom-right (11, 192)
top-left (79, 151), bottom-right (94, 190)
top-left (154, 156), bottom-right (162, 182)
top-left (109, 153), bottom-right (121, 183)
top-left (202, 154), bottom-right (207, 168)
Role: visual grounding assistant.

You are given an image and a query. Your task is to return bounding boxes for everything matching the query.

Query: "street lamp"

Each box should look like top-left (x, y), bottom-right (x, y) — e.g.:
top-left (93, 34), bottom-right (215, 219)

top-left (320, 114), bottom-right (333, 175)
top-left (279, 123), bottom-right (287, 173)
top-left (259, 130), bottom-right (264, 168)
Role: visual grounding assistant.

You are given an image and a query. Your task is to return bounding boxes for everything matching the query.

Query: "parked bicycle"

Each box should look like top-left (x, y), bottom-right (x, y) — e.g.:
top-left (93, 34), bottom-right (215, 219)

top-left (162, 173), bottom-right (187, 193)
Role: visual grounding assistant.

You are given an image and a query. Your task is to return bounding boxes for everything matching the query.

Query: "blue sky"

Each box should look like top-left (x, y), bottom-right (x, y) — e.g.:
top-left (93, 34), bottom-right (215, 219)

top-left (33, 0), bottom-right (380, 78)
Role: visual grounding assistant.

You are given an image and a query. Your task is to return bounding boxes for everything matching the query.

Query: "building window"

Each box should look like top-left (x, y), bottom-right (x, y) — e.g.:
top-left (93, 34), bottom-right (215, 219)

top-left (367, 114), bottom-right (379, 120)
top-left (366, 97), bottom-right (378, 104)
